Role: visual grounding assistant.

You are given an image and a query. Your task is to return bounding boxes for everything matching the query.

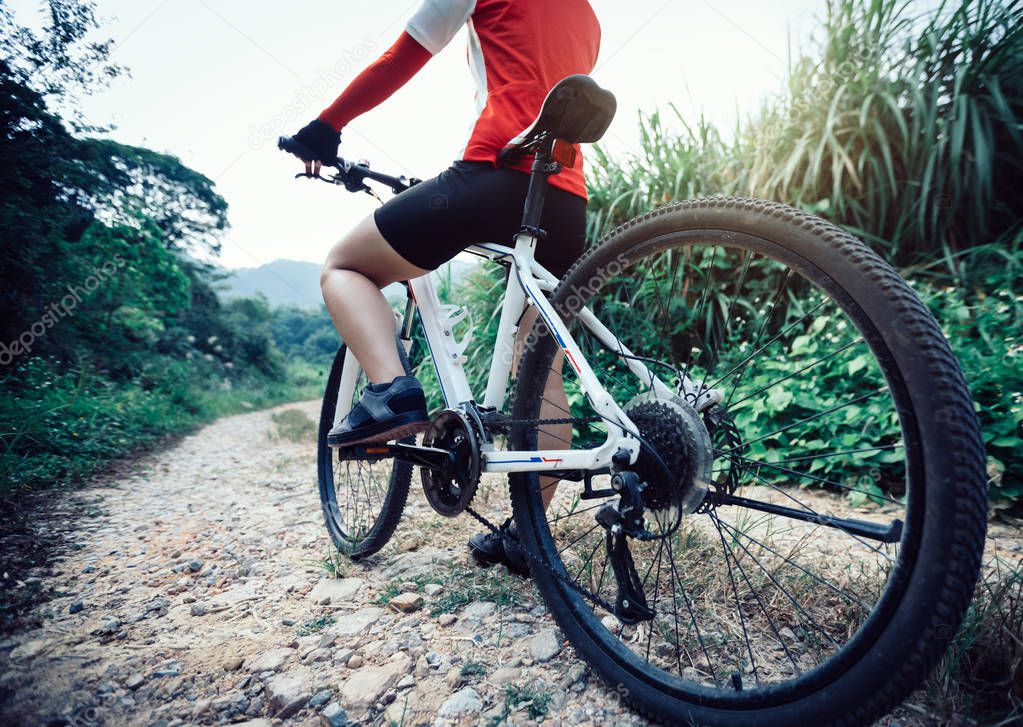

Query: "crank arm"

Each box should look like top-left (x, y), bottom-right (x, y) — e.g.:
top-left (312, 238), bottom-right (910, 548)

top-left (713, 493), bottom-right (904, 544)
top-left (337, 442), bottom-right (450, 470)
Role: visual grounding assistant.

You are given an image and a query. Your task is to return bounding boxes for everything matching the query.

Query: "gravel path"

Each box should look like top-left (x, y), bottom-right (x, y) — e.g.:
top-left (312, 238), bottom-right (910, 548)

top-left (1, 401), bottom-right (1019, 727)
top-left (0, 402), bottom-right (642, 727)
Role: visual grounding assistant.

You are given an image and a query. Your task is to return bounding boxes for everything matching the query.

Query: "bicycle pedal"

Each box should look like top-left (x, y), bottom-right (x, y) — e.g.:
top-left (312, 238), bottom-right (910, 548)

top-left (336, 444), bottom-right (394, 462)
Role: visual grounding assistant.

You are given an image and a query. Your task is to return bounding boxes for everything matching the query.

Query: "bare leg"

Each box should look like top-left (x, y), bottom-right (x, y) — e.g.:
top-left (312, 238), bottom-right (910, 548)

top-left (514, 307), bottom-right (572, 511)
top-left (320, 214), bottom-right (430, 384)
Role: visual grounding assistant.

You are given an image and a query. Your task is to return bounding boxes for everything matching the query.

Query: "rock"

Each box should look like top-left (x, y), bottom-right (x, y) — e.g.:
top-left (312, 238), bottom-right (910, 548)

top-left (445, 668), bottom-right (462, 689)
top-left (380, 549), bottom-right (442, 580)
top-left (243, 647), bottom-right (294, 673)
top-left (339, 655), bottom-right (410, 707)
top-left (346, 654), bottom-right (364, 669)
top-left (424, 651), bottom-right (443, 668)
top-left (530, 628), bottom-right (563, 662)
top-left (190, 603), bottom-right (207, 617)
top-left (388, 592), bottom-right (424, 613)
top-left (308, 689), bottom-right (332, 708)
top-left (97, 617), bottom-right (120, 635)
top-left (266, 668), bottom-right (314, 719)
top-left (223, 656), bottom-right (244, 671)
top-left (321, 702), bottom-right (348, 727)
top-left (308, 578), bottom-right (364, 605)
top-left (68, 600), bottom-right (84, 614)
top-left (8, 638), bottom-right (48, 661)
top-left (231, 721), bottom-right (272, 727)
top-left (331, 606), bottom-right (383, 638)
top-left (396, 674), bottom-right (415, 689)
top-left (438, 687), bottom-right (483, 717)
top-left (188, 559), bottom-right (203, 572)
top-left (422, 583), bottom-right (444, 596)
top-left (490, 667), bottom-right (520, 685)
top-left (461, 600), bottom-right (497, 621)
top-left (437, 613), bottom-right (457, 627)
top-left (124, 673), bottom-right (146, 690)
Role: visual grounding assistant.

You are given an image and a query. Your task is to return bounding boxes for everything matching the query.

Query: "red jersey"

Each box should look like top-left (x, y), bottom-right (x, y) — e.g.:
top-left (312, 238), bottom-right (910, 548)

top-left (320, 1), bottom-right (601, 199)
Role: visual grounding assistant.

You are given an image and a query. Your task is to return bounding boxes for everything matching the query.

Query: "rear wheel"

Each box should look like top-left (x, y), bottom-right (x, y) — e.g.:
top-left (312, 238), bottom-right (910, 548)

top-left (317, 340), bottom-right (413, 559)
top-left (509, 198), bottom-right (987, 726)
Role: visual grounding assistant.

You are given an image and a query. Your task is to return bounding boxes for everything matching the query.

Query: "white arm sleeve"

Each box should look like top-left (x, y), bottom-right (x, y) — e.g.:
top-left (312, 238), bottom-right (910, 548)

top-left (406, 0), bottom-right (477, 55)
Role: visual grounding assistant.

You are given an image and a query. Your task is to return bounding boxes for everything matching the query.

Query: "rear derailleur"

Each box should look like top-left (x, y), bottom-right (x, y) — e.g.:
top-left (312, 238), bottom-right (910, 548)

top-left (595, 471), bottom-right (656, 625)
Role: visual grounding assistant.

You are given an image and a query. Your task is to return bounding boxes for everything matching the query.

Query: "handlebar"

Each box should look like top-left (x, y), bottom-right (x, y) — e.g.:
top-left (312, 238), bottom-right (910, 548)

top-left (277, 135), bottom-right (420, 195)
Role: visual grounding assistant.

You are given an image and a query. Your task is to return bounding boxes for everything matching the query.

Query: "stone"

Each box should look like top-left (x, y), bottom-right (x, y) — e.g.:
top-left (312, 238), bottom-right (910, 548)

top-left (346, 654), bottom-right (364, 669)
top-left (490, 667), bottom-right (520, 685)
top-left (124, 673), bottom-right (146, 690)
top-left (321, 702), bottom-right (348, 727)
top-left (308, 578), bottom-right (364, 605)
top-left (308, 689), bottom-right (332, 708)
top-left (530, 628), bottom-right (563, 662)
top-left (445, 668), bottom-right (462, 689)
top-left (423, 583), bottom-right (444, 596)
top-left (190, 603), bottom-right (207, 617)
top-left (438, 687), bottom-right (483, 717)
top-left (223, 656), bottom-right (244, 671)
top-left (266, 668), bottom-right (314, 719)
top-left (188, 559), bottom-right (203, 572)
top-left (388, 592), bottom-right (424, 613)
top-left (395, 674), bottom-right (415, 689)
top-left (461, 600), bottom-right (497, 621)
top-left (331, 606), bottom-right (383, 638)
top-left (437, 613), bottom-right (457, 627)
top-left (243, 647), bottom-right (294, 673)
top-left (232, 721), bottom-right (272, 727)
top-left (8, 638), bottom-right (48, 661)
top-left (339, 655), bottom-right (410, 707)
top-left (68, 600), bottom-right (84, 614)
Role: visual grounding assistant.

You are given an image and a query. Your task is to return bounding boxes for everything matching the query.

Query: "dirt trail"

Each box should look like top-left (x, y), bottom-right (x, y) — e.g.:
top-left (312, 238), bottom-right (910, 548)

top-left (1, 402), bottom-right (1018, 727)
top-left (0, 402), bottom-right (641, 727)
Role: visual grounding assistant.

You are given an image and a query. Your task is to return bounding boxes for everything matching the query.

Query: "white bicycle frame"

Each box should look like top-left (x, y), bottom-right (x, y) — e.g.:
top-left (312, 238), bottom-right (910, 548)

top-left (334, 229), bottom-right (723, 476)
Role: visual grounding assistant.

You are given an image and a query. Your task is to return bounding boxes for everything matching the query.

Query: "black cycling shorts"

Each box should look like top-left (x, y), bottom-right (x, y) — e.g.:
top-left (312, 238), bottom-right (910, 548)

top-left (374, 160), bottom-right (587, 278)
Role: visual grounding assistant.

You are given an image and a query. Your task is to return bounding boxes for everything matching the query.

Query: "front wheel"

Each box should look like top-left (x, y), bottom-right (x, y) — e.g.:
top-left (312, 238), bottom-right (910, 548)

top-left (317, 340), bottom-right (413, 559)
top-left (509, 198), bottom-right (987, 726)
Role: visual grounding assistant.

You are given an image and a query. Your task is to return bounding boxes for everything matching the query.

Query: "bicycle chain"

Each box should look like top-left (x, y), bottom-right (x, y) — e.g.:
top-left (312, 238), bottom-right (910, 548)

top-left (465, 412), bottom-right (622, 618)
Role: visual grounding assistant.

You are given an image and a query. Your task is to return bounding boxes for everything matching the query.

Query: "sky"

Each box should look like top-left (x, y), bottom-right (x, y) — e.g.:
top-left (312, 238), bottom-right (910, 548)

top-left (13, 0), bottom-right (825, 269)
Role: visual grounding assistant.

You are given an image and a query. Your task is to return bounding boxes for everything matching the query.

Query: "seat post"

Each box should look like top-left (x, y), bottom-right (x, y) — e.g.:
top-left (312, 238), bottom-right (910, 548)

top-left (519, 138), bottom-right (560, 237)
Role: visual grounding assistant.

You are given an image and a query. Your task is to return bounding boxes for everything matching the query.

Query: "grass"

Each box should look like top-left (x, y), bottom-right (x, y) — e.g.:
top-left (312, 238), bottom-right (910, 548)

top-left (296, 614), bottom-right (336, 636)
top-left (504, 681), bottom-right (553, 721)
top-left (270, 408), bottom-right (315, 442)
top-left (430, 565), bottom-right (523, 616)
top-left (460, 660), bottom-right (487, 679)
top-left (914, 557), bottom-right (1023, 724)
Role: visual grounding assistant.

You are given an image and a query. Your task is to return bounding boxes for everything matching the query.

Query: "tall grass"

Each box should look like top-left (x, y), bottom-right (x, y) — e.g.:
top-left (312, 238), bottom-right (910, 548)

top-left (588, 0), bottom-right (1023, 269)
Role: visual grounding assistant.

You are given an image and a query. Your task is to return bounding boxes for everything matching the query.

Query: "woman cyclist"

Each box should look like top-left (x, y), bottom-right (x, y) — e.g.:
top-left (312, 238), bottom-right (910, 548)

top-left (285, 0), bottom-right (602, 574)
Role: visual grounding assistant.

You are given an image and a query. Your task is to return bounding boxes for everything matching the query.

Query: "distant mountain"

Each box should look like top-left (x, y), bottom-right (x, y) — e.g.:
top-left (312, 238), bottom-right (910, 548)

top-left (218, 259), bottom-right (323, 308)
top-left (217, 257), bottom-right (478, 309)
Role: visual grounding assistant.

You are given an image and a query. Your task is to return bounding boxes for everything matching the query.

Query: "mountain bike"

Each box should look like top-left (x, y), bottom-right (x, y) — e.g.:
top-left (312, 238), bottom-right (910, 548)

top-left (279, 75), bottom-right (987, 727)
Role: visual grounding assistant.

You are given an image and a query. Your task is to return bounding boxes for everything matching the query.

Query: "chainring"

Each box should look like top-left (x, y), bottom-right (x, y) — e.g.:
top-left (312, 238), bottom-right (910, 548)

top-left (420, 409), bottom-right (482, 517)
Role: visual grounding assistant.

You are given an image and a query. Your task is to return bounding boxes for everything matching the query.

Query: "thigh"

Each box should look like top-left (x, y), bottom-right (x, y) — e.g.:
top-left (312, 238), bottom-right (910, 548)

top-left (323, 213), bottom-right (431, 288)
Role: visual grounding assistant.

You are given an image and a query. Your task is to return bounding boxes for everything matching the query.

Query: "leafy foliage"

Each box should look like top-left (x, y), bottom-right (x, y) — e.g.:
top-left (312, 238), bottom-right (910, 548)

top-left (0, 1), bottom-right (317, 495)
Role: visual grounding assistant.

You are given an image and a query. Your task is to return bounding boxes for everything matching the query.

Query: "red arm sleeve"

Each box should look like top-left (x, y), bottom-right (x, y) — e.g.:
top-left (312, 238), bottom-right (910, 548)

top-left (317, 32), bottom-right (433, 131)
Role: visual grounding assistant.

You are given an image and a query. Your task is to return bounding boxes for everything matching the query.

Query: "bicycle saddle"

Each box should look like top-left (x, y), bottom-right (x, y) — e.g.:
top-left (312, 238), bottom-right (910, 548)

top-left (497, 75), bottom-right (617, 166)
